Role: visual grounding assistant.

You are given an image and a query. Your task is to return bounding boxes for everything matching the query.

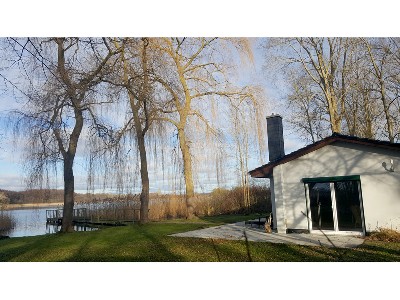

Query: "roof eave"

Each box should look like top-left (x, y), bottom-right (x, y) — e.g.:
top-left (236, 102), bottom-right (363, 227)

top-left (249, 134), bottom-right (400, 179)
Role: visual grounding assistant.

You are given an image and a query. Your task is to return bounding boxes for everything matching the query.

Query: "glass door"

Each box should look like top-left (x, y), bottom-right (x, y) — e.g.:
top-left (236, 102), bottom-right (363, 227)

top-left (334, 181), bottom-right (363, 232)
top-left (306, 179), bottom-right (364, 234)
top-left (308, 182), bottom-right (334, 231)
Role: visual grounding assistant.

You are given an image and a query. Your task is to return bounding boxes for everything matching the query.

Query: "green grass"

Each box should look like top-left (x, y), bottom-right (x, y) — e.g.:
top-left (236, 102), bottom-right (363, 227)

top-left (0, 214), bottom-right (399, 262)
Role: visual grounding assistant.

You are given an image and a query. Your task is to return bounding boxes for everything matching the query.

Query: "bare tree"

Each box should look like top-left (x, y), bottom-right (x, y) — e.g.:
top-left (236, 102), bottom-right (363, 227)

top-left (103, 37), bottom-right (160, 224)
top-left (342, 39), bottom-right (378, 139)
top-left (153, 37), bottom-right (259, 218)
top-left (361, 38), bottom-right (399, 142)
top-left (264, 37), bottom-right (400, 143)
top-left (286, 69), bottom-right (331, 142)
top-left (8, 38), bottom-right (120, 232)
top-left (265, 38), bottom-right (351, 134)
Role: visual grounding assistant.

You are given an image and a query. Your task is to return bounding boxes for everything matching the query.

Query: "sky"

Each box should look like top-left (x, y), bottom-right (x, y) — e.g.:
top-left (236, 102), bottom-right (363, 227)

top-left (0, 38), bottom-right (305, 193)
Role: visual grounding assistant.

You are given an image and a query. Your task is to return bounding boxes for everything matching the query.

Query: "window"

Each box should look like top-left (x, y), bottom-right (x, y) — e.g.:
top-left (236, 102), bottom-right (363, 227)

top-left (303, 176), bottom-right (364, 233)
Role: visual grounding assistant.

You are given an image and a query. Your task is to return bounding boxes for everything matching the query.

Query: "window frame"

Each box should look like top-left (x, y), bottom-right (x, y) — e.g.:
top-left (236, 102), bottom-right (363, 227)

top-left (303, 176), bottom-right (365, 236)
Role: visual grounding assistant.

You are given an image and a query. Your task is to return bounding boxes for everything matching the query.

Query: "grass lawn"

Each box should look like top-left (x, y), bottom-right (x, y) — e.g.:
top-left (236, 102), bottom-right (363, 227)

top-left (0, 214), bottom-right (399, 262)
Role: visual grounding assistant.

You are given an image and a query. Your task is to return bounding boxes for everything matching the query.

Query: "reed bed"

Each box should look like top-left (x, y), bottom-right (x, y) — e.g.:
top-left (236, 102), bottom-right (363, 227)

top-left (0, 211), bottom-right (15, 235)
top-left (77, 186), bottom-right (271, 222)
top-left (77, 195), bottom-right (140, 222)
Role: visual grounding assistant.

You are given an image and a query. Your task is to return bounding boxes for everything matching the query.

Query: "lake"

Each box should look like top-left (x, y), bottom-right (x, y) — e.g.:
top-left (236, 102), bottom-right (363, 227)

top-left (1, 207), bottom-right (97, 238)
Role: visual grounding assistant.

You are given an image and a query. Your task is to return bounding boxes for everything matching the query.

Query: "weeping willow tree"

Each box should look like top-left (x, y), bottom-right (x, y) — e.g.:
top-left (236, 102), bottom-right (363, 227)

top-left (6, 38), bottom-right (121, 232)
top-left (85, 37), bottom-right (268, 219)
top-left (85, 38), bottom-right (174, 223)
top-left (228, 86), bottom-right (267, 211)
top-left (151, 37), bottom-right (266, 218)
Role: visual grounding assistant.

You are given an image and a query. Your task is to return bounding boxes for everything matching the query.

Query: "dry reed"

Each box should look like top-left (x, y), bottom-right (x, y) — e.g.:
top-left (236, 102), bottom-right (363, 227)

top-left (0, 212), bottom-right (15, 235)
top-left (78, 186), bottom-right (271, 222)
top-left (367, 228), bottom-right (400, 242)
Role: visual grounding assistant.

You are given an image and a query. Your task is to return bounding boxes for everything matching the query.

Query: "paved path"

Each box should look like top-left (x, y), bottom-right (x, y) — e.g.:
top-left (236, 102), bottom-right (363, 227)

top-left (171, 221), bottom-right (365, 248)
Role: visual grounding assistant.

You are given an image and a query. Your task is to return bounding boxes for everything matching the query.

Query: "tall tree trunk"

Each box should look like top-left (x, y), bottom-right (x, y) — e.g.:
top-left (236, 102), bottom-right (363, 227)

top-left (61, 109), bottom-right (83, 233)
top-left (380, 84), bottom-right (394, 143)
top-left (303, 101), bottom-right (316, 143)
top-left (128, 95), bottom-right (150, 224)
top-left (177, 127), bottom-right (195, 218)
top-left (325, 89), bottom-right (341, 133)
top-left (136, 126), bottom-right (150, 224)
top-left (363, 92), bottom-right (374, 139)
top-left (62, 154), bottom-right (75, 232)
top-left (139, 38), bottom-right (150, 224)
top-left (364, 116), bottom-right (374, 138)
top-left (123, 38), bottom-right (151, 224)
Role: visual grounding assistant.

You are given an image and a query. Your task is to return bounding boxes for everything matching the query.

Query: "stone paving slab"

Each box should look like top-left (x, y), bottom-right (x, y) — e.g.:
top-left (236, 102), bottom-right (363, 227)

top-left (170, 221), bottom-right (365, 248)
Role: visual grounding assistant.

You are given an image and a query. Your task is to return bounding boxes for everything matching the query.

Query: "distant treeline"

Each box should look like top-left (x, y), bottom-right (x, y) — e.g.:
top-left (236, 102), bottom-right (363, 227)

top-left (0, 189), bottom-right (135, 205)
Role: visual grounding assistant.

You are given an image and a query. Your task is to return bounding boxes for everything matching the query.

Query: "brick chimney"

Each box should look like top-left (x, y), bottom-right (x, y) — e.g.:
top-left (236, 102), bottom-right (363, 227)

top-left (266, 114), bottom-right (285, 162)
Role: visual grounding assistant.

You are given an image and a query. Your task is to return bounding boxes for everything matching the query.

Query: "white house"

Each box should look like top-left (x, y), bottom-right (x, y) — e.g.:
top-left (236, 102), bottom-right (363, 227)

top-left (249, 114), bottom-right (400, 236)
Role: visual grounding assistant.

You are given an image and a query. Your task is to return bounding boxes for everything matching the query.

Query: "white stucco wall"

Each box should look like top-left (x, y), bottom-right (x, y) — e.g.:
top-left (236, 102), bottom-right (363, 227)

top-left (272, 142), bottom-right (400, 233)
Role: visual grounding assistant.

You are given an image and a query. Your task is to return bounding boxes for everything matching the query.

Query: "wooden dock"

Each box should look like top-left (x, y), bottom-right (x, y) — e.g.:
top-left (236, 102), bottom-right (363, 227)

top-left (46, 208), bottom-right (89, 225)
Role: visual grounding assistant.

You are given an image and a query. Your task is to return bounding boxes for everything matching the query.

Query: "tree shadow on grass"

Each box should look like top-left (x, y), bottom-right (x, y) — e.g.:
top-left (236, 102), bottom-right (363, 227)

top-left (124, 225), bottom-right (183, 262)
top-left (2, 223), bottom-right (398, 262)
top-left (205, 239), bottom-right (250, 262)
top-left (0, 229), bottom-right (111, 262)
top-left (340, 243), bottom-right (400, 262)
top-left (63, 233), bottom-right (103, 262)
top-left (0, 234), bottom-right (70, 261)
top-left (249, 241), bottom-right (400, 262)
top-left (361, 242), bottom-right (400, 256)
top-left (210, 239), bottom-right (221, 262)
top-left (246, 241), bottom-right (340, 262)
top-left (64, 225), bottom-right (184, 262)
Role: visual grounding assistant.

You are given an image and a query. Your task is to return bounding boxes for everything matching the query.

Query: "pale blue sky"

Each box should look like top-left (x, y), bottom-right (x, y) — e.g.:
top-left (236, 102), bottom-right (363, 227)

top-left (0, 38), bottom-right (305, 193)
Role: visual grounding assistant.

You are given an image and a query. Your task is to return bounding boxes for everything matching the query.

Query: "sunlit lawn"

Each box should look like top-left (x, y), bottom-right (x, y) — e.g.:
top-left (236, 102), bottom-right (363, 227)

top-left (0, 214), bottom-right (399, 262)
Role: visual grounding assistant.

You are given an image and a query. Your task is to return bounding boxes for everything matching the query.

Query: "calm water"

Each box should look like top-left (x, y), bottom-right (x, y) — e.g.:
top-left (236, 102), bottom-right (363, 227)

top-left (2, 207), bottom-right (97, 238)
